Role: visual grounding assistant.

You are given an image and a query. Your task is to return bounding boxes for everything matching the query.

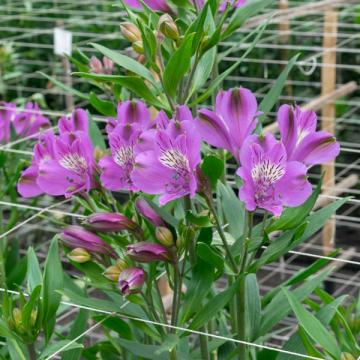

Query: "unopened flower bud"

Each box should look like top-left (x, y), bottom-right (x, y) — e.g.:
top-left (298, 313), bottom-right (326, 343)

top-left (126, 242), bottom-right (173, 263)
top-left (118, 267), bottom-right (145, 296)
top-left (84, 212), bottom-right (139, 233)
top-left (120, 22), bottom-right (142, 43)
top-left (158, 14), bottom-right (179, 41)
top-left (12, 308), bottom-right (22, 328)
top-left (155, 227), bottom-right (174, 247)
top-left (176, 235), bottom-right (185, 250)
top-left (60, 226), bottom-right (116, 258)
top-left (135, 199), bottom-right (165, 227)
top-left (89, 56), bottom-right (103, 74)
top-left (103, 56), bottom-right (114, 74)
top-left (30, 309), bottom-right (38, 327)
top-left (104, 265), bottom-right (121, 281)
top-left (132, 41), bottom-right (144, 54)
top-left (341, 353), bottom-right (356, 360)
top-left (116, 259), bottom-right (128, 272)
top-left (67, 247), bottom-right (91, 263)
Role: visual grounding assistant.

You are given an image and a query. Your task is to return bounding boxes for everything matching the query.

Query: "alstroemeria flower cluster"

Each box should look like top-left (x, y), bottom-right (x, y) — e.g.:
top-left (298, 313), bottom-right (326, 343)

top-left (0, 101), bottom-right (50, 144)
top-left (17, 109), bottom-right (97, 198)
top-left (196, 89), bottom-right (340, 216)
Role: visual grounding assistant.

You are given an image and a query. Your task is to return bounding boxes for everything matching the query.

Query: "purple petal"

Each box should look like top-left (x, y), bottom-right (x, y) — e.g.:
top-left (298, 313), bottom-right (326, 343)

top-left (17, 166), bottom-right (43, 198)
top-left (117, 100), bottom-right (151, 129)
top-left (275, 161), bottom-right (312, 207)
top-left (174, 105), bottom-right (193, 122)
top-left (277, 104), bottom-right (298, 158)
top-left (292, 131), bottom-right (340, 166)
top-left (216, 88), bottom-right (258, 151)
top-left (197, 109), bottom-right (233, 153)
top-left (131, 151), bottom-right (170, 194)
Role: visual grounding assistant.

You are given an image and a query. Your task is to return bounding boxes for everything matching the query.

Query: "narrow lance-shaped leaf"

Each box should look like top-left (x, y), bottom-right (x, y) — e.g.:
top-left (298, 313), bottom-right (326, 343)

top-left (282, 288), bottom-right (341, 359)
top-left (163, 33), bottom-right (195, 99)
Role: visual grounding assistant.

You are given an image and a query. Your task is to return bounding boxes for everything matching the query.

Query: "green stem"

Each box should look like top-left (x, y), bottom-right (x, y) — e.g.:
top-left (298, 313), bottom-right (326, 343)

top-left (199, 326), bottom-right (210, 360)
top-left (236, 211), bottom-right (253, 360)
top-left (155, 280), bottom-right (168, 327)
top-left (27, 344), bottom-right (36, 360)
top-left (170, 262), bottom-right (181, 330)
top-left (206, 196), bottom-right (238, 273)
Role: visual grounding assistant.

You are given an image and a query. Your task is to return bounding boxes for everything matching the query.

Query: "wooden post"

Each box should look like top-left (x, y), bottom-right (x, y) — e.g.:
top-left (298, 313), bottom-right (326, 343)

top-left (278, 0), bottom-right (293, 97)
top-left (321, 9), bottom-right (338, 255)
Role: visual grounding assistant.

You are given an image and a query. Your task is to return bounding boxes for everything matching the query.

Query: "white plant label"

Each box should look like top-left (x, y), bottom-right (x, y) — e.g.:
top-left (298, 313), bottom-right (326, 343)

top-left (54, 27), bottom-right (72, 56)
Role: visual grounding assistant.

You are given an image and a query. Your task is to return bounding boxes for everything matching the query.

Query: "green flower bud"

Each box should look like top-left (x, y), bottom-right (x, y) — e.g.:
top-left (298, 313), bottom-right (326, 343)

top-left (120, 22), bottom-right (142, 43)
top-left (158, 14), bottom-right (179, 41)
top-left (155, 227), bottom-right (174, 247)
top-left (104, 265), bottom-right (121, 282)
top-left (132, 41), bottom-right (144, 54)
top-left (67, 248), bottom-right (91, 263)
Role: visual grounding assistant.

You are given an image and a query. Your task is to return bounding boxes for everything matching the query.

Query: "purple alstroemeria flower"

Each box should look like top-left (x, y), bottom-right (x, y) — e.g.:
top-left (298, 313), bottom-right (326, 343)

top-left (84, 212), bottom-right (139, 233)
top-left (126, 242), bottom-right (173, 263)
top-left (58, 108), bottom-right (89, 134)
top-left (123, 0), bottom-right (172, 12)
top-left (236, 133), bottom-right (312, 216)
top-left (89, 56), bottom-right (114, 75)
top-left (60, 225), bottom-right (116, 258)
top-left (100, 123), bottom-right (141, 191)
top-left (118, 267), bottom-right (146, 296)
top-left (131, 120), bottom-right (201, 205)
top-left (37, 130), bottom-right (96, 197)
top-left (13, 102), bottom-right (50, 137)
top-left (17, 109), bottom-right (96, 198)
top-left (193, 0), bottom-right (246, 11)
top-left (17, 130), bottom-right (56, 198)
top-left (0, 102), bottom-right (16, 143)
top-left (197, 88), bottom-right (258, 162)
top-left (135, 199), bottom-right (166, 227)
top-left (277, 105), bottom-right (340, 167)
top-left (106, 100), bottom-right (152, 134)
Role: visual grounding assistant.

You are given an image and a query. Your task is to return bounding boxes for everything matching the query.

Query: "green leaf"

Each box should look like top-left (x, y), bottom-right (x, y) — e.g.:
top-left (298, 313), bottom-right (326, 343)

top-left (196, 242), bottom-right (224, 273)
top-left (116, 339), bottom-right (168, 359)
top-left (163, 33), bottom-right (195, 99)
top-left (93, 315), bottom-right (132, 340)
top-left (217, 182), bottom-right (245, 239)
top-left (186, 211), bottom-right (212, 227)
top-left (259, 268), bottom-right (333, 336)
top-left (38, 72), bottom-right (88, 100)
top-left (27, 247), bottom-right (42, 293)
top-left (189, 279), bottom-right (239, 330)
top-left (91, 43), bottom-right (156, 85)
top-left (245, 274), bottom-right (261, 340)
top-left (39, 340), bottom-right (83, 359)
top-left (267, 178), bottom-right (322, 233)
top-left (73, 73), bottom-right (166, 109)
top-left (89, 92), bottom-right (116, 117)
top-left (62, 309), bottom-right (89, 360)
top-left (42, 237), bottom-right (63, 343)
top-left (181, 261), bottom-right (215, 322)
top-left (146, 198), bottom-right (179, 228)
top-left (155, 334), bottom-right (179, 355)
top-left (222, 0), bottom-right (274, 39)
top-left (201, 155), bottom-right (224, 188)
top-left (259, 54), bottom-right (299, 120)
top-left (188, 46), bottom-right (216, 100)
top-left (283, 288), bottom-right (341, 359)
top-left (87, 111), bottom-right (106, 150)
top-left (61, 288), bottom-right (119, 313)
top-left (7, 339), bottom-right (28, 360)
top-left (191, 20), bottom-right (267, 106)
top-left (22, 285), bottom-right (42, 329)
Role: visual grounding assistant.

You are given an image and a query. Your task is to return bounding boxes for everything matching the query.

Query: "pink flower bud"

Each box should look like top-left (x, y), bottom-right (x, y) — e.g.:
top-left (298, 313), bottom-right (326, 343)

top-left (126, 242), bottom-right (173, 263)
top-left (103, 56), bottom-right (114, 75)
top-left (118, 267), bottom-right (145, 296)
top-left (89, 56), bottom-right (103, 74)
top-left (135, 199), bottom-right (165, 227)
top-left (84, 212), bottom-right (139, 233)
top-left (60, 226), bottom-right (116, 258)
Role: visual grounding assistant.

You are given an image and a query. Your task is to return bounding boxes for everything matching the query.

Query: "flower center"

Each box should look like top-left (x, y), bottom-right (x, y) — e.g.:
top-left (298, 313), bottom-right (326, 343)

top-left (159, 149), bottom-right (191, 195)
top-left (251, 159), bottom-right (285, 185)
top-left (114, 145), bottom-right (134, 167)
top-left (59, 153), bottom-right (88, 174)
